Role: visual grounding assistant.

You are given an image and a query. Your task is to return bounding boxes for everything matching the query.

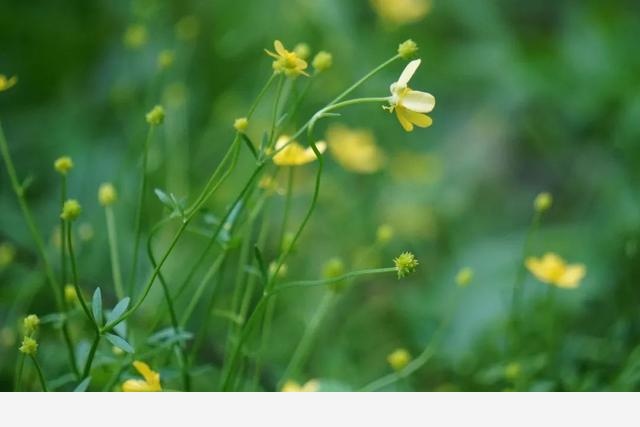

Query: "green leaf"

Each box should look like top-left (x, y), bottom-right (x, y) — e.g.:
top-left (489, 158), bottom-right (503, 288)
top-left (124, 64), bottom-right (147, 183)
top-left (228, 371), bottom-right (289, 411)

top-left (73, 377), bottom-right (91, 392)
top-left (254, 245), bottom-right (268, 285)
top-left (154, 188), bottom-right (173, 208)
top-left (106, 297), bottom-right (130, 324)
top-left (91, 287), bottom-right (103, 326)
top-left (105, 333), bottom-right (134, 354)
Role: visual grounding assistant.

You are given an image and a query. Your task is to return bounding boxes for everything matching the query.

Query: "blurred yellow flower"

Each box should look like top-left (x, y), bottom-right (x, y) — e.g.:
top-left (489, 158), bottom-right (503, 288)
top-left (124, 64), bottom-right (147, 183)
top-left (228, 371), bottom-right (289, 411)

top-left (0, 74), bottom-right (18, 92)
top-left (157, 50), bottom-right (175, 70)
top-left (175, 15), bottom-right (199, 41)
top-left (23, 314), bottom-right (40, 335)
top-left (376, 224), bottom-right (394, 244)
top-left (371, 0), bottom-right (432, 26)
top-left (98, 183), bottom-right (117, 206)
top-left (387, 348), bottom-right (411, 370)
top-left (273, 135), bottom-right (326, 166)
top-left (0, 242), bottom-right (16, 268)
top-left (265, 40), bottom-right (309, 77)
top-left (326, 125), bottom-right (385, 174)
top-left (122, 360), bottom-right (162, 392)
top-left (394, 251), bottom-right (419, 278)
top-left (19, 336), bottom-right (38, 355)
top-left (60, 199), bottom-right (82, 221)
top-left (534, 192), bottom-right (553, 213)
top-left (64, 284), bottom-right (78, 305)
top-left (233, 117), bottom-right (249, 133)
top-left (293, 43), bottom-right (311, 60)
top-left (386, 59), bottom-right (435, 132)
top-left (525, 253), bottom-right (585, 289)
top-left (54, 156), bottom-right (73, 175)
top-left (123, 24), bottom-right (148, 49)
top-left (455, 267), bottom-right (474, 287)
top-left (281, 379), bottom-right (319, 392)
top-left (145, 105), bottom-right (165, 125)
top-left (312, 51), bottom-right (333, 73)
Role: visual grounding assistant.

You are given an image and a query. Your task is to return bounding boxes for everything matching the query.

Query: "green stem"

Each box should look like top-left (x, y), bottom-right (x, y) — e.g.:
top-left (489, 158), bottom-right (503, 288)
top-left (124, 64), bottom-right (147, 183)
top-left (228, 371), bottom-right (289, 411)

top-left (511, 211), bottom-right (541, 325)
top-left (60, 176), bottom-right (68, 287)
top-left (83, 332), bottom-right (100, 378)
top-left (267, 75), bottom-right (285, 151)
top-left (278, 167), bottom-right (294, 252)
top-left (67, 221), bottom-right (95, 325)
top-left (106, 206), bottom-right (125, 299)
top-left (273, 267), bottom-right (397, 295)
top-left (128, 125), bottom-right (155, 296)
top-left (247, 74), bottom-right (277, 118)
top-left (328, 55), bottom-right (400, 106)
top-left (15, 354), bottom-right (25, 392)
top-left (31, 355), bottom-right (48, 392)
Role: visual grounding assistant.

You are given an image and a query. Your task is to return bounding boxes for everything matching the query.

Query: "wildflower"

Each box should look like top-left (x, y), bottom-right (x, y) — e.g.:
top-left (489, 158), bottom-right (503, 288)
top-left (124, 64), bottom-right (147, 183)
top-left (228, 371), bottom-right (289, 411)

top-left (233, 117), bottom-right (249, 133)
top-left (371, 0), bottom-right (432, 26)
top-left (273, 135), bottom-right (326, 166)
top-left (376, 224), bottom-right (394, 244)
top-left (146, 105), bottom-right (165, 125)
top-left (265, 40), bottom-right (309, 77)
top-left (398, 39), bottom-right (418, 59)
top-left (0, 242), bottom-right (16, 268)
top-left (504, 362), bottom-right (521, 381)
top-left (54, 156), bottom-right (74, 175)
top-left (323, 257), bottom-right (345, 279)
top-left (60, 199), bottom-right (82, 221)
top-left (0, 74), bottom-right (18, 92)
top-left (175, 16), bottom-right (199, 41)
top-left (281, 379), bottom-right (319, 392)
top-left (455, 267), bottom-right (474, 287)
top-left (394, 251), bottom-right (418, 278)
top-left (98, 183), bottom-right (117, 206)
top-left (387, 348), bottom-right (411, 370)
top-left (525, 253), bottom-right (586, 289)
top-left (64, 284), bottom-right (78, 305)
top-left (123, 24), bottom-right (147, 49)
top-left (294, 43), bottom-right (311, 60)
top-left (312, 51), bottom-right (333, 73)
top-left (385, 59), bottom-right (435, 132)
top-left (122, 360), bottom-right (162, 392)
top-left (534, 192), bottom-right (553, 213)
top-left (19, 336), bottom-right (38, 355)
top-left (326, 125), bottom-right (385, 174)
top-left (23, 314), bottom-right (40, 336)
top-left (157, 50), bottom-right (175, 70)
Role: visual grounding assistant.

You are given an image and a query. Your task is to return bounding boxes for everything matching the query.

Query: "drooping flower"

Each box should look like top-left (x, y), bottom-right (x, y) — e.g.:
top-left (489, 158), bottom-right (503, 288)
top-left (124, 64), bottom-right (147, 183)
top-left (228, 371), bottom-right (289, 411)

top-left (326, 125), bottom-right (385, 174)
top-left (281, 379), bottom-right (319, 392)
top-left (387, 348), bottom-right (411, 370)
top-left (0, 74), bottom-right (18, 92)
top-left (386, 59), bottom-right (435, 132)
top-left (525, 253), bottom-right (586, 289)
top-left (265, 40), bottom-right (309, 77)
top-left (122, 360), bottom-right (162, 392)
top-left (272, 135), bottom-right (326, 166)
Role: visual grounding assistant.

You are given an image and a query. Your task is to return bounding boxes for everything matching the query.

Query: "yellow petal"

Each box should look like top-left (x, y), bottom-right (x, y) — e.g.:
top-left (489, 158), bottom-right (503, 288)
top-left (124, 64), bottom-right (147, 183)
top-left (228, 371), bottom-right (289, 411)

top-left (403, 109), bottom-right (433, 128)
top-left (274, 40), bottom-right (287, 56)
top-left (122, 379), bottom-right (154, 392)
top-left (397, 59), bottom-right (421, 87)
top-left (525, 257), bottom-right (549, 283)
top-left (401, 90), bottom-right (436, 113)
top-left (282, 380), bottom-right (302, 392)
top-left (557, 264), bottom-right (586, 288)
top-left (264, 49), bottom-right (279, 59)
top-left (132, 360), bottom-right (161, 390)
top-left (395, 107), bottom-right (414, 132)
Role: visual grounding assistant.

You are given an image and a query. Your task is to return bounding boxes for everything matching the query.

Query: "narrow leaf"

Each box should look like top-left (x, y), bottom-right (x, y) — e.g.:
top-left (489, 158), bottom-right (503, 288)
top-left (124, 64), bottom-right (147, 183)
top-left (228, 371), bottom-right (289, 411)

top-left (73, 377), bottom-right (91, 392)
top-left (91, 287), bottom-right (103, 325)
top-left (106, 297), bottom-right (130, 324)
top-left (105, 333), bottom-right (134, 354)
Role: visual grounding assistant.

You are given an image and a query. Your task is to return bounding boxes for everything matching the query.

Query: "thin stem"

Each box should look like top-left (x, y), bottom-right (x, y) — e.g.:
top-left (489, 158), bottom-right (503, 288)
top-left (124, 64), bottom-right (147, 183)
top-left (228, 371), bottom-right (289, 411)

top-left (272, 267), bottom-right (397, 295)
top-left (511, 211), bottom-right (542, 324)
top-left (329, 55), bottom-right (400, 106)
top-left (15, 354), bottom-right (25, 392)
top-left (105, 206), bottom-right (125, 299)
top-left (67, 222), bottom-right (95, 325)
top-left (267, 75), bottom-right (285, 151)
top-left (128, 125), bottom-right (155, 295)
top-left (60, 176), bottom-right (68, 286)
top-left (278, 167), bottom-right (294, 253)
top-left (83, 332), bottom-right (100, 378)
top-left (247, 74), bottom-right (277, 118)
top-left (31, 355), bottom-right (48, 392)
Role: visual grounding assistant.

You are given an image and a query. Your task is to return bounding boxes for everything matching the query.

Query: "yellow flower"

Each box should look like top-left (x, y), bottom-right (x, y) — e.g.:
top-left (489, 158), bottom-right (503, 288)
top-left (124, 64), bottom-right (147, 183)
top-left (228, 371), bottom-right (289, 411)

top-left (157, 50), bottom-right (175, 70)
top-left (0, 74), bottom-right (18, 92)
top-left (146, 105), bottom-right (165, 125)
top-left (534, 192), bottom-right (553, 213)
top-left (455, 267), bottom-right (474, 287)
top-left (19, 336), bottom-right (38, 355)
top-left (123, 24), bottom-right (148, 49)
top-left (23, 314), bottom-right (40, 336)
top-left (398, 39), bottom-right (418, 59)
top-left (98, 183), bottom-right (117, 206)
top-left (525, 253), bottom-right (586, 289)
top-left (371, 0), bottom-right (432, 25)
top-left (0, 242), bottom-right (16, 268)
top-left (394, 251), bottom-right (419, 278)
top-left (60, 199), bottom-right (82, 221)
top-left (265, 40), bottom-right (309, 77)
top-left (326, 125), bottom-right (385, 174)
top-left (122, 361), bottom-right (162, 392)
top-left (272, 135), bottom-right (326, 166)
top-left (387, 348), bottom-right (411, 370)
top-left (281, 379), bottom-right (319, 392)
top-left (54, 156), bottom-right (74, 175)
top-left (234, 117), bottom-right (249, 133)
top-left (386, 59), bottom-right (435, 132)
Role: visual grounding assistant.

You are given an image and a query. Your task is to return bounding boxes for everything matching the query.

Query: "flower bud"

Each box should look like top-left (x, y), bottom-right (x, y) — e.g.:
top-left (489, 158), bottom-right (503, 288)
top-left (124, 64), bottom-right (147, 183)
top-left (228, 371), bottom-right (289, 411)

top-left (294, 43), bottom-right (311, 60)
top-left (393, 251), bottom-right (418, 278)
top-left (534, 192), bottom-right (552, 213)
top-left (398, 39), bottom-right (418, 59)
top-left (23, 314), bottom-right (40, 336)
top-left (60, 199), bottom-right (82, 221)
top-left (387, 348), bottom-right (411, 371)
top-left (455, 267), bottom-right (474, 287)
top-left (64, 284), bottom-right (78, 305)
top-left (98, 183), bottom-right (117, 206)
top-left (312, 51), bottom-right (333, 72)
top-left (19, 336), bottom-right (38, 355)
top-left (54, 156), bottom-right (74, 175)
top-left (145, 105), bottom-right (165, 125)
top-left (234, 117), bottom-right (249, 133)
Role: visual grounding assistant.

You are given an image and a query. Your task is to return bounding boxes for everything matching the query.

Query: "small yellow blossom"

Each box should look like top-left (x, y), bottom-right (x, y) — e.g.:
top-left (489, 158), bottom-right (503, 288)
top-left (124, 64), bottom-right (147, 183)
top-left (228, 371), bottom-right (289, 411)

top-left (157, 50), bottom-right (175, 70)
top-left (525, 253), bottom-right (586, 289)
top-left (23, 314), bottom-right (40, 336)
top-left (146, 105), bottom-right (165, 125)
top-left (534, 192), bottom-right (553, 213)
top-left (504, 362), bottom-right (521, 381)
top-left (371, 0), bottom-right (432, 25)
top-left (386, 59), bottom-right (435, 132)
top-left (455, 267), bottom-right (474, 287)
top-left (376, 224), bottom-right (394, 244)
top-left (281, 379), bottom-right (319, 392)
top-left (326, 125), bottom-right (385, 174)
top-left (0, 74), bottom-right (18, 92)
top-left (398, 39), bottom-right (418, 59)
top-left (272, 135), bottom-right (326, 166)
top-left (394, 251), bottom-right (419, 278)
top-left (0, 242), bottom-right (16, 268)
top-left (265, 40), bottom-right (309, 77)
top-left (19, 336), bottom-right (38, 355)
top-left (122, 360), bottom-right (162, 392)
top-left (387, 348), bottom-right (411, 370)
top-left (312, 51), bottom-right (333, 73)
top-left (64, 284), bottom-right (78, 305)
top-left (123, 24), bottom-right (148, 49)
top-left (293, 43), bottom-right (311, 60)
top-left (54, 156), bottom-right (74, 175)
top-left (60, 199), bottom-right (82, 221)
top-left (98, 183), bottom-right (117, 206)
top-left (234, 117), bottom-right (249, 133)
top-left (175, 16), bottom-right (199, 41)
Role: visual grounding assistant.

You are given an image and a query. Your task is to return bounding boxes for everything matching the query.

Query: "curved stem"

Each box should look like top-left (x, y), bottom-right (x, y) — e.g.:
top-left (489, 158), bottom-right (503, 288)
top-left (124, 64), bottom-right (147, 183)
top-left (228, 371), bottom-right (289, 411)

top-left (328, 55), bottom-right (400, 106)
top-left (272, 267), bottom-right (397, 295)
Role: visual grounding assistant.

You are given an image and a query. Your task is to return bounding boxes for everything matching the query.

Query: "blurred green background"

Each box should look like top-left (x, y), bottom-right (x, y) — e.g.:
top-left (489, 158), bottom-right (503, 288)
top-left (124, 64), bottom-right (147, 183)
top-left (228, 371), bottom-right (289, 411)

top-left (2, 0), bottom-right (640, 391)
